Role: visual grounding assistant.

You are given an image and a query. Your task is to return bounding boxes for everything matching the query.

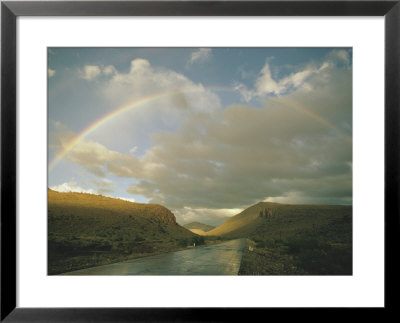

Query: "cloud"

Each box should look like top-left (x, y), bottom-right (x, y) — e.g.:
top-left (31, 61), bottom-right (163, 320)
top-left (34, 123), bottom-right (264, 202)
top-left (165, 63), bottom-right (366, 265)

top-left (103, 65), bottom-right (117, 75)
top-left (264, 189), bottom-right (352, 205)
top-left (86, 58), bottom-right (223, 154)
top-left (52, 54), bottom-right (352, 224)
top-left (254, 60), bottom-right (330, 96)
top-left (130, 58), bottom-right (151, 72)
top-left (50, 124), bottom-right (143, 178)
top-left (175, 207), bottom-right (243, 226)
top-left (327, 49), bottom-right (351, 65)
top-left (235, 49), bottom-right (350, 102)
top-left (80, 65), bottom-right (101, 80)
top-left (187, 48), bottom-right (212, 67)
top-left (233, 82), bottom-right (254, 103)
top-left (91, 178), bottom-right (113, 188)
top-left (68, 140), bottom-right (143, 178)
top-left (48, 68), bottom-right (56, 78)
top-left (101, 58), bottom-right (221, 113)
top-left (50, 181), bottom-right (97, 194)
top-left (69, 59), bottom-right (222, 167)
top-left (48, 121), bottom-right (76, 149)
top-left (124, 64), bottom-right (352, 211)
top-left (51, 180), bottom-right (133, 203)
top-left (129, 146), bottom-right (138, 154)
top-left (79, 64), bottom-right (117, 80)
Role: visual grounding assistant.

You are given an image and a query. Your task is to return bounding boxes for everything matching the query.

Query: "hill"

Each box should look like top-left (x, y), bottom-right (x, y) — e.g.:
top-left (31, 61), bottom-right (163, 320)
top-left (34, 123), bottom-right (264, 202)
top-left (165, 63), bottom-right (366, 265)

top-left (48, 189), bottom-right (195, 274)
top-left (205, 202), bottom-right (352, 275)
top-left (205, 202), bottom-right (351, 239)
top-left (183, 222), bottom-right (215, 235)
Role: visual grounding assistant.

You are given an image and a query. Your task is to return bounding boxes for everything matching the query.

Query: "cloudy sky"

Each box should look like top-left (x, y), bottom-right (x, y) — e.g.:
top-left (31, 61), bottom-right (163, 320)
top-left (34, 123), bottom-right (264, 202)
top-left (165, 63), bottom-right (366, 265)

top-left (48, 48), bottom-right (352, 226)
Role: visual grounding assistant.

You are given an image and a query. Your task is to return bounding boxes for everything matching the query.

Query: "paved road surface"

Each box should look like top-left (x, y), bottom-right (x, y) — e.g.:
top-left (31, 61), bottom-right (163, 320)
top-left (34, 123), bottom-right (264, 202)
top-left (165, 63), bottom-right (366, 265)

top-left (65, 238), bottom-right (246, 275)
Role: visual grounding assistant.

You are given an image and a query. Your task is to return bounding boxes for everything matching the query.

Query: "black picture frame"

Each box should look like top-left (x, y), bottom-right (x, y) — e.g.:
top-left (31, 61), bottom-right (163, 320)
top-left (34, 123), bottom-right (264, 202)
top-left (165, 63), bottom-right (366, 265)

top-left (1, 1), bottom-right (399, 321)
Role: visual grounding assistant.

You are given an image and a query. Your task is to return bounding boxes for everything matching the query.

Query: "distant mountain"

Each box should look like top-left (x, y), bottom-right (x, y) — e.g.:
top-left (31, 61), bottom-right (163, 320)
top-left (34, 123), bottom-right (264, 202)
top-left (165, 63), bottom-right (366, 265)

top-left (205, 202), bottom-right (352, 239)
top-left (183, 222), bottom-right (215, 234)
top-left (48, 189), bottom-right (194, 274)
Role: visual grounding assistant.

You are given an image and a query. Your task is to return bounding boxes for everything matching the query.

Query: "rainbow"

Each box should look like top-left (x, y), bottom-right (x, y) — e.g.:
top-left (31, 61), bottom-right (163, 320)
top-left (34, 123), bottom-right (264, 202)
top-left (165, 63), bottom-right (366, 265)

top-left (272, 97), bottom-right (352, 141)
top-left (48, 87), bottom-right (230, 171)
top-left (49, 88), bottom-right (351, 171)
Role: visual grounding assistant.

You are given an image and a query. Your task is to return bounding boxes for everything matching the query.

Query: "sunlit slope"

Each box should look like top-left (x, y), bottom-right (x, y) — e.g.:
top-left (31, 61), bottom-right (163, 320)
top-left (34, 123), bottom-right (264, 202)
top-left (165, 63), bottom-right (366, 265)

top-left (205, 202), bottom-right (352, 239)
top-left (48, 189), bottom-right (194, 240)
top-left (183, 222), bottom-right (215, 233)
top-left (188, 229), bottom-right (208, 235)
top-left (48, 189), bottom-right (195, 274)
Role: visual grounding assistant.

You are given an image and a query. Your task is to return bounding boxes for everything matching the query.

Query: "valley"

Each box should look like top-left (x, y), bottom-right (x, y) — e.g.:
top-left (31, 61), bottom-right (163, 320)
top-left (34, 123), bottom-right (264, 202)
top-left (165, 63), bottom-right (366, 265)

top-left (48, 190), bottom-right (352, 275)
top-left (183, 221), bottom-right (216, 235)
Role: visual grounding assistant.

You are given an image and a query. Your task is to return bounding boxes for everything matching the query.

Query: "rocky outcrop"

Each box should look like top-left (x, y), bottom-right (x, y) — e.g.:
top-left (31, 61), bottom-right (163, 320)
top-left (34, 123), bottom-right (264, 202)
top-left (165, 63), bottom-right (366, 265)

top-left (140, 205), bottom-right (177, 224)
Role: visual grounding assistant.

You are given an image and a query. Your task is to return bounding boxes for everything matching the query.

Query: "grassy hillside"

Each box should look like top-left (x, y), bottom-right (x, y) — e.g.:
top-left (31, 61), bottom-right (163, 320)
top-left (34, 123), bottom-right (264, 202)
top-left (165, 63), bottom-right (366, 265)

top-left (206, 202), bottom-right (351, 238)
top-left (204, 202), bottom-right (267, 237)
top-left (48, 189), bottom-right (195, 274)
top-left (183, 222), bottom-right (215, 235)
top-left (205, 202), bottom-right (352, 275)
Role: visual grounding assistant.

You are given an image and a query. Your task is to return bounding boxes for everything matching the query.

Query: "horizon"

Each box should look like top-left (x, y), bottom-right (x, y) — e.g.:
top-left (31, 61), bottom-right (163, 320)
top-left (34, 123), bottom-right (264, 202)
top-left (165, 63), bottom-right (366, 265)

top-left (48, 47), bottom-right (352, 226)
top-left (47, 187), bottom-right (352, 227)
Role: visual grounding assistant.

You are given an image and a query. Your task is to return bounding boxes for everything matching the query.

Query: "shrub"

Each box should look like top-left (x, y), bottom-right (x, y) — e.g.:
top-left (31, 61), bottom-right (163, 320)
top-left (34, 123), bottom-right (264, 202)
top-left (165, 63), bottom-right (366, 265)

top-left (191, 236), bottom-right (205, 246)
top-left (256, 241), bottom-right (266, 248)
top-left (286, 236), bottom-right (325, 254)
top-left (177, 238), bottom-right (188, 247)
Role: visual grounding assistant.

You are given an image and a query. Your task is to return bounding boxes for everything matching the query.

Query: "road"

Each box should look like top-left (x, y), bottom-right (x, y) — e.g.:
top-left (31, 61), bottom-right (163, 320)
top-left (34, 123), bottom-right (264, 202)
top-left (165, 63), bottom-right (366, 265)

top-left (65, 238), bottom-right (246, 275)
